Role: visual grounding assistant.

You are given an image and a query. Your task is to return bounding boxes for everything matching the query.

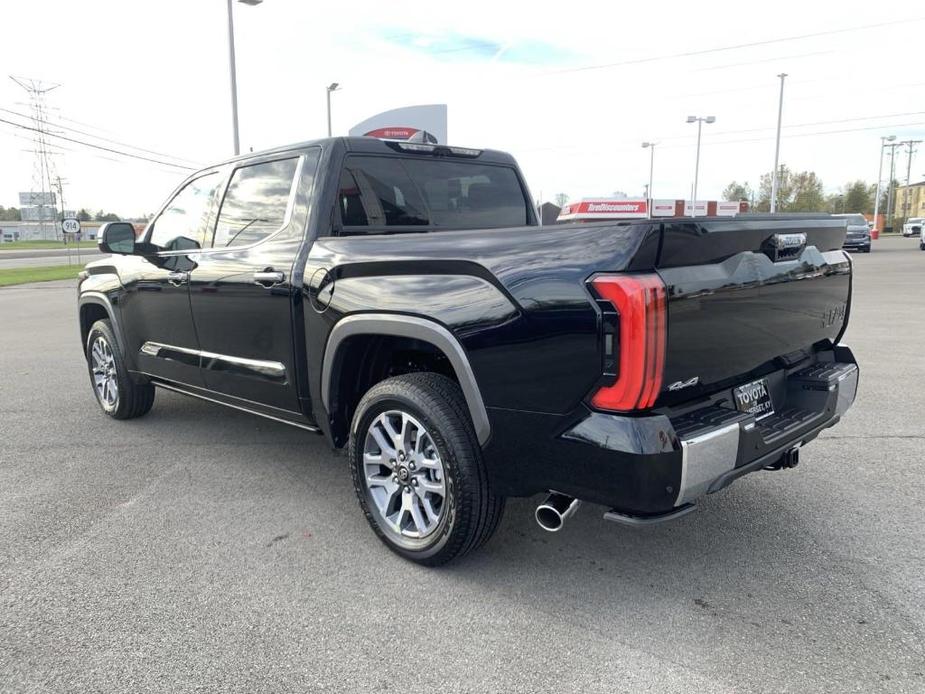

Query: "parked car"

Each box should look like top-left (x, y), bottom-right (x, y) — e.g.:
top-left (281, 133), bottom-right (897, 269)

top-left (903, 217), bottom-right (923, 237)
top-left (77, 137), bottom-right (859, 565)
top-left (832, 213), bottom-right (871, 252)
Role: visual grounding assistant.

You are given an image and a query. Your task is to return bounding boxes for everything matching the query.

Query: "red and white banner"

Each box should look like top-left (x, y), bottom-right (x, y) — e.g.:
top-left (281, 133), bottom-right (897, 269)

top-left (558, 199), bottom-right (648, 221)
top-left (363, 126), bottom-right (420, 140)
top-left (650, 199), bottom-right (677, 217)
top-left (715, 201), bottom-right (741, 217)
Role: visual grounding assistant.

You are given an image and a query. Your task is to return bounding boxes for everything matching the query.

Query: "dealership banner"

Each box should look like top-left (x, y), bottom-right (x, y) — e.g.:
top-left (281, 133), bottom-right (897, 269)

top-left (558, 199), bottom-right (649, 221)
top-left (349, 104), bottom-right (448, 144)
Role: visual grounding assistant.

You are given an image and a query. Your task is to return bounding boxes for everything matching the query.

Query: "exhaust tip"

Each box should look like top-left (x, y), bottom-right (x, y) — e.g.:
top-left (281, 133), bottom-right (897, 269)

top-left (535, 492), bottom-right (580, 532)
top-left (535, 505), bottom-right (564, 532)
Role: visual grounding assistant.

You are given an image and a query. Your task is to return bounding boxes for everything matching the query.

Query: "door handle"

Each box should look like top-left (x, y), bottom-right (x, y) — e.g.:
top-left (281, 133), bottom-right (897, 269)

top-left (253, 270), bottom-right (285, 288)
top-left (166, 271), bottom-right (188, 287)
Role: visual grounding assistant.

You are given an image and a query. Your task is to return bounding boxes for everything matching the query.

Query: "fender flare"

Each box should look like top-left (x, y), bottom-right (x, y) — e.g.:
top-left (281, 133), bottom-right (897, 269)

top-left (78, 292), bottom-right (124, 351)
top-left (321, 314), bottom-right (491, 445)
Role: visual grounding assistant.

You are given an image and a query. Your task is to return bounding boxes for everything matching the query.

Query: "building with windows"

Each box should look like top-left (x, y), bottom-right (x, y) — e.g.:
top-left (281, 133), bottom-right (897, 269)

top-left (894, 181), bottom-right (925, 221)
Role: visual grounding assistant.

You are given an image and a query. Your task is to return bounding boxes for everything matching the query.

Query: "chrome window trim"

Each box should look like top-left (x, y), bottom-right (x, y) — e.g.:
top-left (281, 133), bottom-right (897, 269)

top-left (154, 153), bottom-right (307, 257)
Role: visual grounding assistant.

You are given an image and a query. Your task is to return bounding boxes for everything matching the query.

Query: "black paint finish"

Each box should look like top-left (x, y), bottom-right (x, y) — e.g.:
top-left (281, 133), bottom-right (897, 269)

top-left (77, 136), bottom-right (855, 515)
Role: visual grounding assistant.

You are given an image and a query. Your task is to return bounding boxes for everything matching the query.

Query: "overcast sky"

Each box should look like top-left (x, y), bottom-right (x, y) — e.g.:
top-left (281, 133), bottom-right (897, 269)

top-left (1, 0), bottom-right (924, 215)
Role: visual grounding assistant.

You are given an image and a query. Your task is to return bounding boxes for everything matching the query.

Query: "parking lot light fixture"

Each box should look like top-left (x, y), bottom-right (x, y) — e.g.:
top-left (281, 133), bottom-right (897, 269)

top-left (326, 83), bottom-right (341, 137)
top-left (227, 0), bottom-right (263, 156)
top-left (687, 116), bottom-right (716, 217)
top-left (642, 142), bottom-right (658, 215)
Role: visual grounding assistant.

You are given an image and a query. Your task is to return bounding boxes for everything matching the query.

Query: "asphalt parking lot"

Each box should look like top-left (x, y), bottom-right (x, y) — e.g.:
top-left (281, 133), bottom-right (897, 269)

top-left (1, 236), bottom-right (923, 692)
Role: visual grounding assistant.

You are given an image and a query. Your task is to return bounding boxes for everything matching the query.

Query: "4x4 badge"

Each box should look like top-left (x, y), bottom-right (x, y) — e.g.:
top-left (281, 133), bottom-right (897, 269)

top-left (667, 376), bottom-right (700, 391)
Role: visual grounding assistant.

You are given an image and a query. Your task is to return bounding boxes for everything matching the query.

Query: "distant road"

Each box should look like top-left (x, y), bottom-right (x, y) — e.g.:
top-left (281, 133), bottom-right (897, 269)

top-left (0, 247), bottom-right (103, 269)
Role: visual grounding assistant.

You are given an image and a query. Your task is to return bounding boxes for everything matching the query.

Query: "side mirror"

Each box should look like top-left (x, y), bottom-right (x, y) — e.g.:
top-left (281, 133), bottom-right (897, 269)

top-left (98, 222), bottom-right (137, 255)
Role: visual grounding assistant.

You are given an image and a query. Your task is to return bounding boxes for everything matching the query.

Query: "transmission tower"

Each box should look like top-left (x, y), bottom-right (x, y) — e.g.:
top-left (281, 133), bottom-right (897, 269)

top-left (10, 76), bottom-right (62, 239)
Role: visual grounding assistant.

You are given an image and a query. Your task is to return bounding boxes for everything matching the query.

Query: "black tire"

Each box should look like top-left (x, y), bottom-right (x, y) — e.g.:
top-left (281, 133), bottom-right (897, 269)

top-left (920, 243), bottom-right (925, 251)
top-left (86, 319), bottom-right (155, 420)
top-left (348, 373), bottom-right (504, 566)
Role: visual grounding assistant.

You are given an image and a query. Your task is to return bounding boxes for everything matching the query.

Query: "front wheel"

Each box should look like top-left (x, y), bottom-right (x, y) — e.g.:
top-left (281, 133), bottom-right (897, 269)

top-left (86, 319), bottom-right (155, 419)
top-left (348, 373), bottom-right (504, 566)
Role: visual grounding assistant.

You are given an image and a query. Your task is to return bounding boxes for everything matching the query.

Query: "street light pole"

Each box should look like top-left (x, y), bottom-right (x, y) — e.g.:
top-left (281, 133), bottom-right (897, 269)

top-left (873, 135), bottom-right (895, 231)
top-left (885, 142), bottom-right (899, 231)
top-left (687, 115), bottom-right (716, 217)
top-left (326, 83), bottom-right (340, 137)
top-left (642, 141), bottom-right (657, 217)
top-left (770, 73), bottom-right (787, 213)
top-left (226, 0), bottom-right (262, 156)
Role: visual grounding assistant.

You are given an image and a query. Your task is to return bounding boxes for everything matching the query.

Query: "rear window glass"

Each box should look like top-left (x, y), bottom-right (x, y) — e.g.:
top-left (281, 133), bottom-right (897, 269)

top-left (846, 215), bottom-right (868, 227)
top-left (338, 156), bottom-right (527, 231)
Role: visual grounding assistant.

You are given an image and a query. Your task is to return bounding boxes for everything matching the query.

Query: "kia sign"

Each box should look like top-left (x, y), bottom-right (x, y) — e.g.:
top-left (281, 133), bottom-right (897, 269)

top-left (61, 218), bottom-right (81, 235)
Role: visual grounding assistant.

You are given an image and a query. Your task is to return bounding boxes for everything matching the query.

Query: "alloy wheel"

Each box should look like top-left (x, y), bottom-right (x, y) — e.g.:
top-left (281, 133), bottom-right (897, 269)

top-left (362, 410), bottom-right (447, 540)
top-left (90, 335), bottom-right (119, 410)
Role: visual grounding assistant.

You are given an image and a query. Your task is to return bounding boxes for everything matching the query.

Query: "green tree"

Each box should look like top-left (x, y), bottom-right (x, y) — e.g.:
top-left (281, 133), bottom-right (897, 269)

top-left (94, 209), bottom-right (120, 222)
top-left (755, 166), bottom-right (825, 212)
top-left (77, 208), bottom-right (92, 221)
top-left (790, 171), bottom-right (826, 211)
top-left (842, 180), bottom-right (872, 213)
top-left (722, 181), bottom-right (752, 202)
top-left (0, 206), bottom-right (22, 221)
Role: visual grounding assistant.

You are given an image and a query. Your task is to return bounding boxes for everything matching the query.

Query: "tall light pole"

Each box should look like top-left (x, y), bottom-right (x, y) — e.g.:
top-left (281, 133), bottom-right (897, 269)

top-left (770, 73), bottom-right (787, 213)
top-left (873, 135), bottom-right (896, 231)
top-left (642, 142), bottom-right (657, 217)
top-left (226, 0), bottom-right (263, 156)
top-left (885, 141), bottom-right (900, 231)
top-left (326, 83), bottom-right (340, 137)
top-left (687, 115), bottom-right (716, 217)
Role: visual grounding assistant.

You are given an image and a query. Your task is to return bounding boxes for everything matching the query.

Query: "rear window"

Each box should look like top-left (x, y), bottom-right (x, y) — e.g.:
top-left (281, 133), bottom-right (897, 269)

top-left (338, 156), bottom-right (528, 231)
top-left (845, 214), bottom-right (868, 228)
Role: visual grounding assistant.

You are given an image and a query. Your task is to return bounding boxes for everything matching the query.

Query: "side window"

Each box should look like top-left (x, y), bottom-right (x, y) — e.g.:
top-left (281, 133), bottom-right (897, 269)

top-left (213, 157), bottom-right (300, 248)
top-left (148, 172), bottom-right (220, 251)
top-left (338, 157), bottom-right (429, 228)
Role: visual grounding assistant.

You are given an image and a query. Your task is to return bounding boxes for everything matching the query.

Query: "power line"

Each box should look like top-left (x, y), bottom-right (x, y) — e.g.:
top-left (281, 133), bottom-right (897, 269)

top-left (541, 17), bottom-right (925, 77)
top-left (0, 116), bottom-right (197, 170)
top-left (0, 106), bottom-right (203, 166)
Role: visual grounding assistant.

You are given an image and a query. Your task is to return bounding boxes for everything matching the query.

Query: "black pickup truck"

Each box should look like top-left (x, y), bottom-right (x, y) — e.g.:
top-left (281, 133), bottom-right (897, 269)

top-left (77, 137), bottom-right (858, 565)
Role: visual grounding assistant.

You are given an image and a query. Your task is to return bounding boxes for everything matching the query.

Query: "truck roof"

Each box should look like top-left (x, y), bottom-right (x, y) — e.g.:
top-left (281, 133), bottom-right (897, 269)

top-left (212, 136), bottom-right (519, 169)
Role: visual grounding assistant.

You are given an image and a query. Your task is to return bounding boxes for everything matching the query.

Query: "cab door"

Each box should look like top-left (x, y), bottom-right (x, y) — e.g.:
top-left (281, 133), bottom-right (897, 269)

top-left (187, 150), bottom-right (319, 414)
top-left (119, 171), bottom-right (223, 386)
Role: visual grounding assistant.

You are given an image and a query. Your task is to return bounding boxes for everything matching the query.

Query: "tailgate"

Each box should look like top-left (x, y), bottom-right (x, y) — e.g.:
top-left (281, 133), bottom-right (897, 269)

top-left (656, 218), bottom-right (850, 400)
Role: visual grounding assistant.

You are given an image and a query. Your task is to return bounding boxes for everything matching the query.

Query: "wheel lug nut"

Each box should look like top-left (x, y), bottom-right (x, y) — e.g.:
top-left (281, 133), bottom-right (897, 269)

top-left (412, 479), bottom-right (419, 487)
top-left (408, 462), bottom-right (415, 470)
top-left (391, 475), bottom-right (398, 483)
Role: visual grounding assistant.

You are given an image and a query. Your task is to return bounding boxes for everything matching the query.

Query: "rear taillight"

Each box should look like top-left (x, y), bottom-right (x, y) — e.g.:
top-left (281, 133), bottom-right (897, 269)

top-left (588, 273), bottom-right (666, 412)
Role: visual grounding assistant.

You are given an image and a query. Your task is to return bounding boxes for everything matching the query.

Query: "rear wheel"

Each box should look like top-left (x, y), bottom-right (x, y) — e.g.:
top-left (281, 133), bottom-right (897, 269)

top-left (86, 319), bottom-right (155, 419)
top-left (348, 373), bottom-right (504, 566)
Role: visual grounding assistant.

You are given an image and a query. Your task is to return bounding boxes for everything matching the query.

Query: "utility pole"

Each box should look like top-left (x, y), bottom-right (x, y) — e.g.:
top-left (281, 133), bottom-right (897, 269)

top-left (873, 135), bottom-right (896, 231)
top-left (770, 73), bottom-right (787, 213)
top-left (899, 139), bottom-right (921, 221)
